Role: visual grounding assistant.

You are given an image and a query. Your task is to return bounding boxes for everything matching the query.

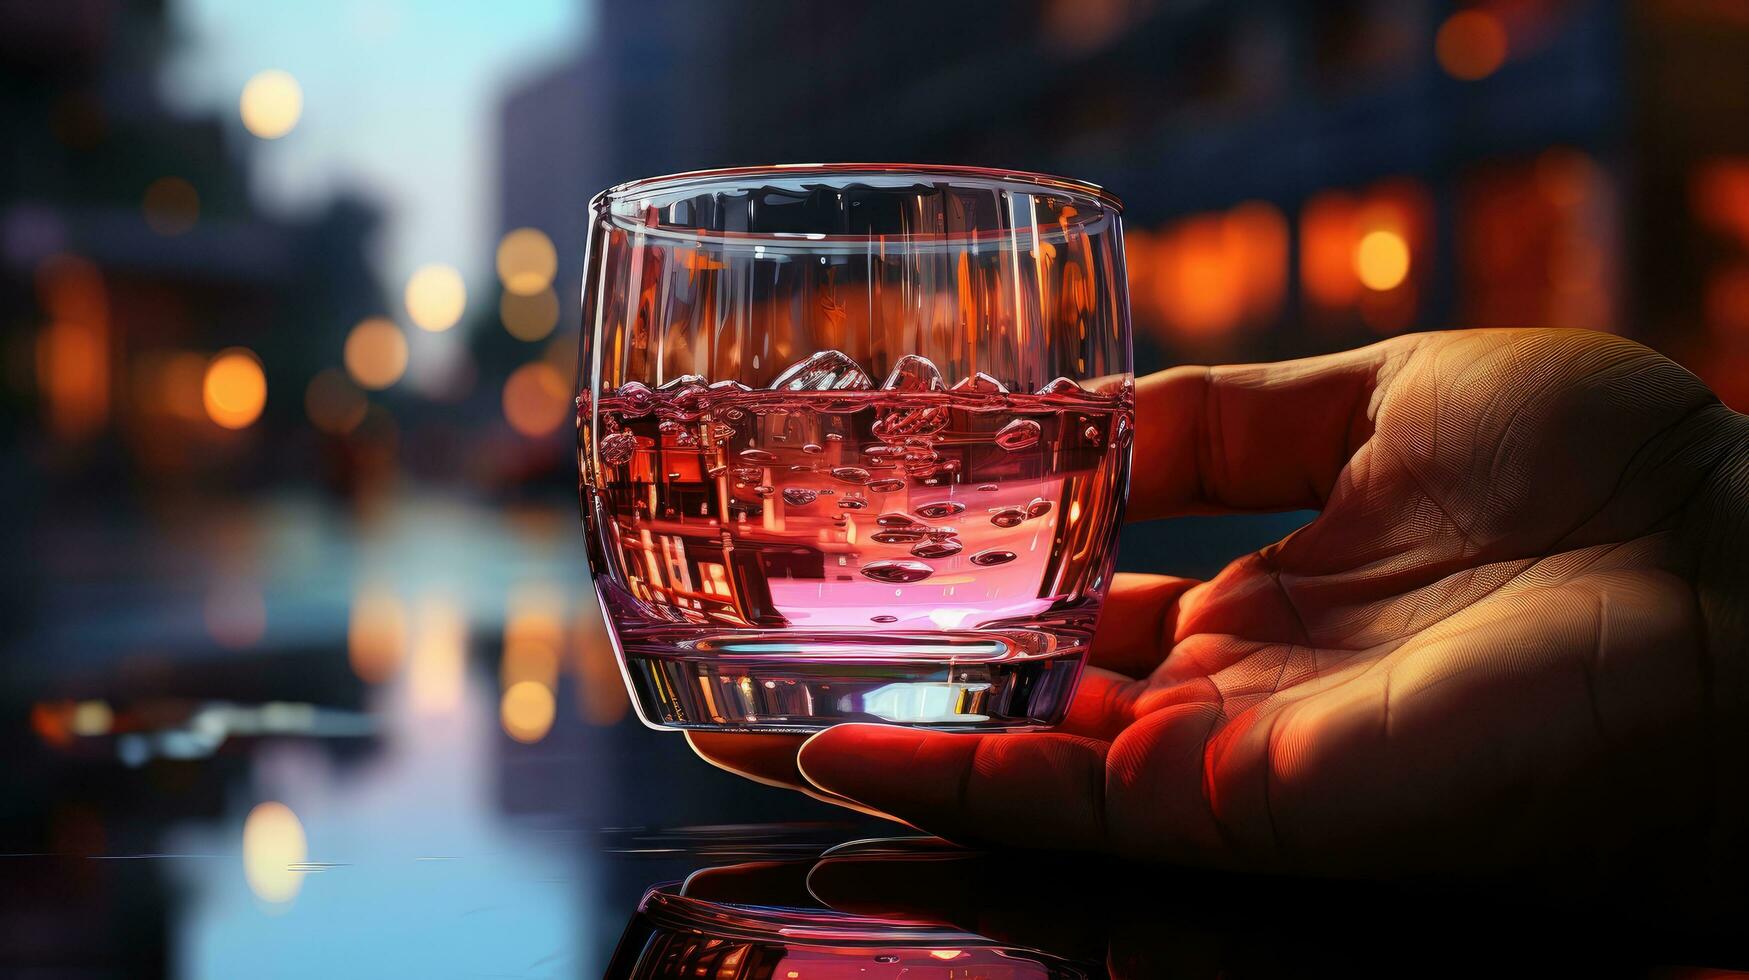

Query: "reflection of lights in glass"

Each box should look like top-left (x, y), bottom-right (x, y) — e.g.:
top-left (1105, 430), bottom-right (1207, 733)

top-left (501, 680), bottom-right (555, 743)
top-left (243, 801), bottom-right (307, 904)
top-left (239, 70), bottom-right (303, 139)
top-left (404, 264), bottom-right (466, 331)
top-left (410, 595), bottom-right (466, 714)
top-left (343, 317), bottom-right (409, 389)
top-left (861, 682), bottom-right (990, 723)
top-left (495, 228), bottom-right (558, 295)
top-left (500, 288), bottom-right (560, 341)
top-left (142, 177), bottom-right (199, 236)
top-left (1354, 230), bottom-right (1411, 291)
top-left (502, 362), bottom-right (569, 437)
top-left (348, 584), bottom-right (407, 683)
top-left (304, 368), bottom-right (368, 435)
top-left (928, 950), bottom-right (964, 961)
top-left (1436, 11), bottom-right (1507, 81)
top-left (204, 582), bottom-right (267, 649)
top-left (203, 348), bottom-right (267, 429)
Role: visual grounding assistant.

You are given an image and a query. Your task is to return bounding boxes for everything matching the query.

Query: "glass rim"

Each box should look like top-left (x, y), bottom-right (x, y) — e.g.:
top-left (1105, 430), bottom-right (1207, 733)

top-left (593, 161), bottom-right (1125, 216)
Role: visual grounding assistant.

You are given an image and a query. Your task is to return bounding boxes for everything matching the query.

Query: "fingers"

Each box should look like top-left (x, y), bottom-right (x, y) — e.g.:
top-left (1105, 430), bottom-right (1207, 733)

top-left (1128, 339), bottom-right (1407, 522)
top-left (1090, 572), bottom-right (1199, 676)
top-left (685, 730), bottom-right (901, 821)
top-left (796, 725), bottom-right (1112, 851)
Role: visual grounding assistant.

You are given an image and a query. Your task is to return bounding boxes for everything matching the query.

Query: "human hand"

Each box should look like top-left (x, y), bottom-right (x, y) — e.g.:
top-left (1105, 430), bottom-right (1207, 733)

top-left (689, 329), bottom-right (1749, 882)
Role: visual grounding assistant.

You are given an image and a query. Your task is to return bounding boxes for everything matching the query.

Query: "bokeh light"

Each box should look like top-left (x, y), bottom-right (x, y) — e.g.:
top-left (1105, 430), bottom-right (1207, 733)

top-left (503, 583), bottom-right (564, 689)
top-left (501, 362), bottom-right (569, 437)
top-left (1436, 11), bottom-right (1508, 81)
top-left (1354, 229), bottom-right (1411, 291)
top-left (343, 317), bottom-right (409, 389)
top-left (239, 69), bottom-right (303, 139)
top-left (34, 254), bottom-right (108, 440)
top-left (410, 595), bottom-right (465, 714)
top-left (500, 680), bottom-right (555, 743)
top-left (205, 582), bottom-right (267, 649)
top-left (142, 177), bottom-right (199, 236)
top-left (202, 348), bottom-right (267, 430)
top-left (304, 368), bottom-right (368, 435)
top-left (495, 227), bottom-right (558, 295)
top-left (404, 264), bottom-right (466, 331)
top-left (500, 287), bottom-right (560, 341)
top-left (242, 801), bottom-right (307, 904)
top-left (348, 584), bottom-right (407, 683)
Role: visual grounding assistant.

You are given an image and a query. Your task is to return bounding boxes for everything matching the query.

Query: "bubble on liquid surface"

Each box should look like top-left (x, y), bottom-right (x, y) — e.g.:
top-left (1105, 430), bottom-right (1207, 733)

top-left (1027, 497), bottom-right (1052, 518)
top-left (870, 614), bottom-right (898, 624)
top-left (1084, 424), bottom-right (1102, 445)
top-left (707, 464), bottom-right (728, 478)
top-left (950, 372), bottom-right (1008, 395)
top-left (881, 354), bottom-right (947, 392)
top-left (837, 497), bottom-right (868, 510)
top-left (768, 349), bottom-right (875, 391)
top-left (831, 466), bottom-right (870, 484)
top-left (861, 559), bottom-right (933, 584)
top-left (915, 501), bottom-right (965, 520)
top-left (871, 529), bottom-right (926, 544)
top-left (615, 381), bottom-right (655, 416)
top-left (970, 549), bottom-right (1017, 566)
top-left (864, 445), bottom-right (904, 460)
top-left (866, 478), bottom-right (906, 493)
top-left (911, 539), bottom-right (963, 559)
top-left (875, 513), bottom-right (917, 527)
top-left (739, 448), bottom-right (777, 463)
top-left (753, 484), bottom-right (774, 498)
top-left (599, 431), bottom-right (638, 464)
top-left (781, 488), bottom-right (818, 506)
top-left (990, 508), bottom-right (1027, 528)
top-left (802, 443), bottom-right (823, 454)
top-left (826, 432), bottom-right (845, 442)
top-left (995, 418), bottom-right (1042, 451)
top-left (656, 374), bottom-right (706, 391)
top-left (708, 379), bottom-right (753, 394)
top-left (977, 483), bottom-right (999, 492)
top-left (732, 466), bottom-right (762, 482)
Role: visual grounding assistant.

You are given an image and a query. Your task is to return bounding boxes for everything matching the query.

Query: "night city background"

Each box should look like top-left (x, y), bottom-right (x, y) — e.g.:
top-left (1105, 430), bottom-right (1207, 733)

top-left (4, 0), bottom-right (1749, 976)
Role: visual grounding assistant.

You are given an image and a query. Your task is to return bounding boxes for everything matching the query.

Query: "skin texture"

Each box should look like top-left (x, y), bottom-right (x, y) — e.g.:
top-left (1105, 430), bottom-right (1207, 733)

top-left (689, 329), bottom-right (1749, 884)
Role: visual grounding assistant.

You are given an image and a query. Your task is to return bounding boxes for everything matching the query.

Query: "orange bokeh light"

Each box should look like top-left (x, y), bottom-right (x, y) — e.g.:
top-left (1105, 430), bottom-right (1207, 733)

top-left (1127, 201), bottom-right (1287, 343)
top-left (203, 348), bottom-right (267, 430)
top-left (34, 254), bottom-right (109, 440)
top-left (502, 362), bottom-right (570, 437)
top-left (501, 680), bottom-right (556, 743)
top-left (1436, 10), bottom-right (1508, 81)
top-left (343, 317), bottom-right (409, 390)
top-left (348, 584), bottom-right (407, 683)
top-left (1355, 229), bottom-right (1411, 291)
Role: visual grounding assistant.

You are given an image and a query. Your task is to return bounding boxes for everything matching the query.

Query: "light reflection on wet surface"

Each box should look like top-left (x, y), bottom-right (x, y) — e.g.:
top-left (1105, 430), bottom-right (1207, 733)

top-left (7, 496), bottom-right (1748, 977)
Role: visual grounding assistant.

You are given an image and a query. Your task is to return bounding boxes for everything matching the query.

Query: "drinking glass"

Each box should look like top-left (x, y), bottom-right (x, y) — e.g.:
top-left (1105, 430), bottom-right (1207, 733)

top-left (576, 164), bottom-right (1132, 732)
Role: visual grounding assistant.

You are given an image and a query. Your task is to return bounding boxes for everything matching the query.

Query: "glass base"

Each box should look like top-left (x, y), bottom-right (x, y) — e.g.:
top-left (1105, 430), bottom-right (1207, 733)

top-left (615, 629), bottom-right (1087, 732)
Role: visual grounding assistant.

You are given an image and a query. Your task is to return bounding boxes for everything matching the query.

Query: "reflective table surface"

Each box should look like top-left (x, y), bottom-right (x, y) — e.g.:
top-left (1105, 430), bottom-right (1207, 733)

top-left (5, 495), bottom-right (1745, 977)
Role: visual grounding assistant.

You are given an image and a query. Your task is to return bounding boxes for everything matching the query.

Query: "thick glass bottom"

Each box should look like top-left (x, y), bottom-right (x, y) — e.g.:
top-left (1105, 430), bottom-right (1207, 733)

top-left (615, 628), bottom-right (1088, 732)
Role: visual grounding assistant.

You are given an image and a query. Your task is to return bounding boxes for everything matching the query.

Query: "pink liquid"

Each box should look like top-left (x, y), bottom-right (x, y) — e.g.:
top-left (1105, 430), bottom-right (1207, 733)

top-left (579, 353), bottom-right (1132, 729)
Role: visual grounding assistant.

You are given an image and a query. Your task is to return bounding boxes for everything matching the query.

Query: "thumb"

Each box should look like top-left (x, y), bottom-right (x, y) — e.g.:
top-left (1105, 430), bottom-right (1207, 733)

top-left (797, 724), bottom-right (1111, 851)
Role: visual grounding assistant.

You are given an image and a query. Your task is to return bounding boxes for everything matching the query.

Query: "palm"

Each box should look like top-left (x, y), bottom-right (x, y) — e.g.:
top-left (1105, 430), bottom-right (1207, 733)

top-left (691, 330), bottom-right (1749, 879)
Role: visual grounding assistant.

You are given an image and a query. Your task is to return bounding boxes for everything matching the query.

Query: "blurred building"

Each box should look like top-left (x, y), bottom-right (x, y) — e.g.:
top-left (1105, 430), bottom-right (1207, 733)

top-left (0, 0), bottom-right (387, 495)
top-left (495, 0), bottom-right (1749, 407)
